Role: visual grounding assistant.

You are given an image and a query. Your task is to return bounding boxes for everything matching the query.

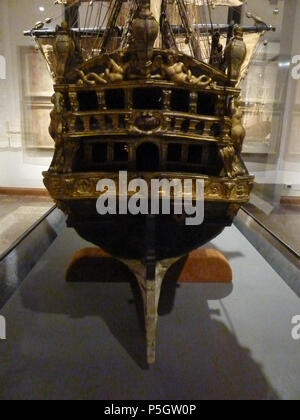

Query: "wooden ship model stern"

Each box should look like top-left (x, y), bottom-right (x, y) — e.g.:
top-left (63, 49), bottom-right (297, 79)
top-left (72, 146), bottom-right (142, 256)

top-left (25, 0), bottom-right (274, 363)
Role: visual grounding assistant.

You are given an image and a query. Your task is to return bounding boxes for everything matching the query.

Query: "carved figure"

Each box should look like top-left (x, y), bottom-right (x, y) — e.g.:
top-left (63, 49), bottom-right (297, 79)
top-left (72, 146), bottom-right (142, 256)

top-left (131, 1), bottom-right (159, 73)
top-left (224, 26), bottom-right (247, 82)
top-left (153, 54), bottom-right (212, 87)
top-left (231, 98), bottom-right (246, 152)
top-left (75, 69), bottom-right (107, 85)
top-left (49, 92), bottom-right (65, 173)
top-left (220, 96), bottom-right (247, 177)
top-left (53, 21), bottom-right (75, 82)
top-left (64, 141), bottom-right (80, 173)
top-left (103, 57), bottom-right (125, 82)
top-left (76, 57), bottom-right (124, 85)
top-left (210, 31), bottom-right (223, 69)
top-left (220, 145), bottom-right (245, 178)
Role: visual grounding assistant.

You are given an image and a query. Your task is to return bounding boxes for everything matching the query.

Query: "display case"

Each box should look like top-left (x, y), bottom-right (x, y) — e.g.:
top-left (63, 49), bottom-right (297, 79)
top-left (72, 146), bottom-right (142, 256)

top-left (0, 0), bottom-right (299, 401)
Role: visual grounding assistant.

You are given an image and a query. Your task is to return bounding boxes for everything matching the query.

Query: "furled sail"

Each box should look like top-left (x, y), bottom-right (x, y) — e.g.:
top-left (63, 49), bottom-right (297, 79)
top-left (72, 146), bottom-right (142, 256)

top-left (238, 32), bottom-right (262, 84)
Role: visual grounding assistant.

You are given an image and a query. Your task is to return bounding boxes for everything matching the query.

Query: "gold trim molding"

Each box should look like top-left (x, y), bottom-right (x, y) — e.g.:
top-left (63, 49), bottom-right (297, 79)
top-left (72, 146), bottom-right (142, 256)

top-left (43, 171), bottom-right (253, 203)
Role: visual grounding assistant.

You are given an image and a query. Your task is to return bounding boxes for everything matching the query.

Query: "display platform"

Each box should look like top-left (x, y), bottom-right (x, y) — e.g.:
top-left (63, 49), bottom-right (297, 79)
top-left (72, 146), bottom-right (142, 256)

top-left (0, 225), bottom-right (299, 400)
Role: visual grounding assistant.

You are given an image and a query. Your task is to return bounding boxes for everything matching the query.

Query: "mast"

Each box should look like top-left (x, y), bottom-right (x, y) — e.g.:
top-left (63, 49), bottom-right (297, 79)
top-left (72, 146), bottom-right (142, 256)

top-left (227, 3), bottom-right (242, 44)
top-left (65, 1), bottom-right (80, 28)
top-left (100, 0), bottom-right (124, 53)
top-left (228, 5), bottom-right (242, 25)
top-left (176, 0), bottom-right (203, 60)
top-left (25, 24), bottom-right (274, 38)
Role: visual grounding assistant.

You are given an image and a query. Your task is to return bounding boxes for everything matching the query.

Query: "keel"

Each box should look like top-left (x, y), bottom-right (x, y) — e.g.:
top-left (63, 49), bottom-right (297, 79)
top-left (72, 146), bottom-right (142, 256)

top-left (121, 257), bottom-right (180, 364)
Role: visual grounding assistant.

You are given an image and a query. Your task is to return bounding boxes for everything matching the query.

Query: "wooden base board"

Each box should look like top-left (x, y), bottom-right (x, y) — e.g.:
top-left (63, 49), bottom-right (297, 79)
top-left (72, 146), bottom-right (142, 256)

top-left (280, 196), bottom-right (300, 206)
top-left (0, 187), bottom-right (49, 197)
top-left (66, 248), bottom-right (232, 284)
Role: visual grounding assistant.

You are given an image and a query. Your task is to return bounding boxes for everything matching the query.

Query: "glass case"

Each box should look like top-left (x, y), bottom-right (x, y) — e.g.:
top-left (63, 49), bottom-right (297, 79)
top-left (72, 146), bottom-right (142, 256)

top-left (240, 1), bottom-right (300, 257)
top-left (0, 0), bottom-right (57, 256)
top-left (0, 0), bottom-right (299, 401)
top-left (0, 0), bottom-right (299, 256)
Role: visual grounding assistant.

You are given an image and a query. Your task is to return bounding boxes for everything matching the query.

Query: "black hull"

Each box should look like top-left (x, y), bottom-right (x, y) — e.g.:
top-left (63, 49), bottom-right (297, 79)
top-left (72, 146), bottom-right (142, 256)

top-left (66, 200), bottom-right (230, 260)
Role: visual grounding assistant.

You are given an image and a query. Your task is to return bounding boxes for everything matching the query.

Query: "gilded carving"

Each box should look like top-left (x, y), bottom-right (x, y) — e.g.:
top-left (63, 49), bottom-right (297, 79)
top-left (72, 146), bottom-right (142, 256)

top-left (220, 145), bottom-right (246, 178)
top-left (224, 181), bottom-right (236, 199)
top-left (63, 140), bottom-right (80, 173)
top-left (128, 111), bottom-right (165, 135)
top-left (210, 31), bottom-right (223, 69)
top-left (69, 92), bottom-right (79, 112)
top-left (130, 1), bottom-right (159, 74)
top-left (227, 203), bottom-right (240, 220)
top-left (97, 91), bottom-right (107, 110)
top-left (206, 182), bottom-right (224, 198)
top-left (135, 114), bottom-right (161, 131)
top-left (43, 176), bottom-right (63, 197)
top-left (162, 89), bottom-right (172, 110)
top-left (217, 95), bottom-right (247, 178)
top-left (189, 91), bottom-right (198, 113)
top-left (74, 178), bottom-right (95, 195)
top-left (231, 98), bottom-right (246, 153)
top-left (43, 172), bottom-right (253, 203)
top-left (224, 26), bottom-right (247, 83)
top-left (76, 57), bottom-right (125, 86)
top-left (53, 21), bottom-right (75, 83)
top-left (72, 49), bottom-right (216, 90)
top-left (152, 54), bottom-right (212, 87)
top-left (75, 69), bottom-right (108, 86)
top-left (232, 182), bottom-right (249, 199)
top-left (49, 92), bottom-right (65, 173)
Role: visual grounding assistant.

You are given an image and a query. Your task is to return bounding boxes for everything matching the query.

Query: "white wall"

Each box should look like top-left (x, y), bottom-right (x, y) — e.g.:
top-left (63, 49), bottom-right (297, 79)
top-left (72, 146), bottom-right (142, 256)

top-left (0, 150), bottom-right (51, 188)
top-left (0, 0), bottom-right (299, 188)
top-left (0, 0), bottom-right (60, 188)
top-left (243, 0), bottom-right (300, 182)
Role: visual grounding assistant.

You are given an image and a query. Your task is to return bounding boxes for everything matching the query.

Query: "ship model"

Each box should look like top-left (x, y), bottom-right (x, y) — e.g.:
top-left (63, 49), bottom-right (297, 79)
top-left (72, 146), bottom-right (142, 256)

top-left (25, 0), bottom-right (274, 363)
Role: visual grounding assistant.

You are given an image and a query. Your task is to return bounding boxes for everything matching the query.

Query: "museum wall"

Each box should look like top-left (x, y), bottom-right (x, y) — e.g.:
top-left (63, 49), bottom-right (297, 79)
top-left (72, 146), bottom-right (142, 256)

top-left (0, 0), bottom-right (299, 189)
top-left (280, 0), bottom-right (300, 171)
top-left (0, 0), bottom-right (58, 188)
top-left (241, 0), bottom-right (300, 192)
